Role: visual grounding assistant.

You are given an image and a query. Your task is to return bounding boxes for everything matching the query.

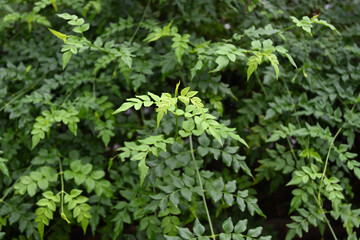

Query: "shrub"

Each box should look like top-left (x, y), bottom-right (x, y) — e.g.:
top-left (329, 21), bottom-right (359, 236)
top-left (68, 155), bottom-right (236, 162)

top-left (0, 1), bottom-right (359, 239)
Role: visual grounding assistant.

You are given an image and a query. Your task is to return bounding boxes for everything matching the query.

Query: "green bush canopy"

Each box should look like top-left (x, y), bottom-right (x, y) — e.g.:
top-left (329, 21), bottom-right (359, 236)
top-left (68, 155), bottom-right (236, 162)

top-left (1, 0), bottom-right (360, 239)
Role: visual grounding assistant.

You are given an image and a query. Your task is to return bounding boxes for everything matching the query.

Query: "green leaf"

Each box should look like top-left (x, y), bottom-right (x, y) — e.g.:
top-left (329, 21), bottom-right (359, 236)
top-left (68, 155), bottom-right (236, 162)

top-left (37, 179), bottom-right (49, 190)
top-left (289, 195), bottom-right (302, 214)
top-left (70, 160), bottom-right (82, 172)
top-left (170, 174), bottom-right (184, 188)
top-left (57, 13), bottom-right (72, 20)
top-left (246, 55), bottom-right (260, 81)
top-left (81, 163), bottom-right (93, 174)
top-left (224, 193), bottom-right (234, 206)
top-left (222, 217), bottom-right (234, 233)
top-left (113, 102), bottom-right (134, 114)
top-left (180, 188), bottom-right (192, 201)
top-left (169, 192), bottom-right (180, 207)
top-left (198, 134), bottom-right (210, 147)
top-left (27, 182), bottom-right (37, 197)
top-left (91, 170), bottom-right (105, 180)
top-left (181, 87), bottom-right (190, 96)
top-left (144, 21), bottom-right (173, 42)
top-left (38, 222), bottom-right (44, 240)
top-left (182, 119), bottom-right (195, 132)
top-left (290, 16), bottom-right (313, 36)
top-left (178, 227), bottom-right (193, 239)
top-left (208, 126), bottom-right (222, 146)
top-left (74, 173), bottom-right (86, 185)
top-left (210, 55), bottom-right (229, 72)
top-left (0, 158), bottom-right (9, 177)
top-left (32, 134), bottom-right (41, 150)
top-left (210, 190), bottom-right (223, 202)
top-left (312, 18), bottom-right (340, 35)
top-left (219, 233), bottom-right (231, 240)
top-left (70, 189), bottom-right (82, 198)
top-left (247, 227), bottom-right (262, 238)
top-left (251, 40), bottom-right (261, 49)
top-left (157, 111), bottom-right (165, 128)
top-left (284, 52), bottom-right (297, 68)
top-left (174, 45), bottom-right (185, 63)
top-left (48, 28), bottom-right (68, 43)
top-left (62, 51), bottom-right (72, 70)
top-left (193, 218), bottom-right (205, 236)
top-left (225, 180), bottom-right (236, 193)
top-left (80, 23), bottom-right (90, 32)
top-left (266, 54), bottom-right (279, 79)
top-left (354, 168), bottom-right (360, 180)
top-left (190, 60), bottom-right (203, 80)
top-left (81, 218), bottom-right (89, 234)
top-left (138, 158), bottom-right (149, 187)
top-left (234, 219), bottom-right (247, 233)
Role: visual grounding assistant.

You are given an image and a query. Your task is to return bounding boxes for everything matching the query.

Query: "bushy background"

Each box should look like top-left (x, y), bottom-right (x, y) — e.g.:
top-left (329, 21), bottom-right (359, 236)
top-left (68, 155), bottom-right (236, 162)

top-left (1, 0), bottom-right (360, 239)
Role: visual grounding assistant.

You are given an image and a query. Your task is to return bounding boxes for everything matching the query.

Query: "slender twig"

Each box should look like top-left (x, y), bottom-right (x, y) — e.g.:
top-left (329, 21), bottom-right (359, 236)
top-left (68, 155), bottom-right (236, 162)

top-left (245, 0), bottom-right (250, 13)
top-left (58, 157), bottom-right (66, 219)
top-left (254, 72), bottom-right (267, 97)
top-left (310, 193), bottom-right (338, 240)
top-left (189, 135), bottom-right (215, 239)
top-left (324, 211), bottom-right (338, 240)
top-left (60, 90), bottom-right (74, 108)
top-left (315, 97), bottom-right (359, 240)
top-left (0, 77), bottom-right (43, 113)
top-left (317, 98), bottom-right (359, 205)
top-left (92, 76), bottom-right (96, 99)
top-left (317, 127), bottom-right (342, 204)
top-left (281, 78), bottom-right (307, 146)
top-left (286, 136), bottom-right (298, 162)
top-left (129, 0), bottom-right (151, 43)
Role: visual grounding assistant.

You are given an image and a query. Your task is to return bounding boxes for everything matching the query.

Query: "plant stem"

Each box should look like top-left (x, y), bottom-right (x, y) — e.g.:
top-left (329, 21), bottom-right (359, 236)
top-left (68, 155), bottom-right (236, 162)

top-left (189, 135), bottom-right (215, 239)
top-left (317, 127), bottom-right (342, 205)
top-left (315, 127), bottom-right (341, 240)
top-left (315, 96), bottom-right (359, 240)
top-left (175, 115), bottom-right (179, 138)
top-left (0, 77), bottom-right (43, 113)
top-left (324, 213), bottom-right (338, 240)
top-left (59, 157), bottom-right (65, 216)
top-left (281, 77), bottom-right (308, 150)
top-left (130, 0), bottom-right (151, 43)
top-left (286, 136), bottom-right (298, 162)
top-left (255, 72), bottom-right (267, 97)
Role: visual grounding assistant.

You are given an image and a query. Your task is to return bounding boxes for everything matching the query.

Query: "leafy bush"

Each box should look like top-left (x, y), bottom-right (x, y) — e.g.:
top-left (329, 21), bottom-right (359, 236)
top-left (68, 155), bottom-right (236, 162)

top-left (1, 0), bottom-right (359, 239)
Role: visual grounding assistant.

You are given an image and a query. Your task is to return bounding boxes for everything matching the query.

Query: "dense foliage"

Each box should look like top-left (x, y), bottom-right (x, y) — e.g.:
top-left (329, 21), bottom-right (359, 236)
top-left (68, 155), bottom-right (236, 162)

top-left (1, 0), bottom-right (360, 239)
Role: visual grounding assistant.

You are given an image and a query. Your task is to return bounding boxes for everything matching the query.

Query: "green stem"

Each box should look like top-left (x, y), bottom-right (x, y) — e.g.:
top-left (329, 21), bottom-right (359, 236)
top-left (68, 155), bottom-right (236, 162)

top-left (255, 72), bottom-right (267, 97)
top-left (60, 90), bottom-right (74, 108)
top-left (82, 38), bottom-right (109, 54)
top-left (286, 136), bottom-right (298, 162)
top-left (310, 192), bottom-right (337, 240)
top-left (281, 77), bottom-right (308, 150)
top-left (59, 157), bottom-right (65, 216)
top-left (175, 115), bottom-right (179, 138)
top-left (317, 127), bottom-right (342, 205)
top-left (189, 135), bottom-right (215, 239)
top-left (0, 77), bottom-right (43, 113)
top-left (315, 97), bottom-right (359, 240)
top-left (129, 0), bottom-right (151, 43)
top-left (92, 76), bottom-right (96, 99)
top-left (324, 212), bottom-right (338, 240)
